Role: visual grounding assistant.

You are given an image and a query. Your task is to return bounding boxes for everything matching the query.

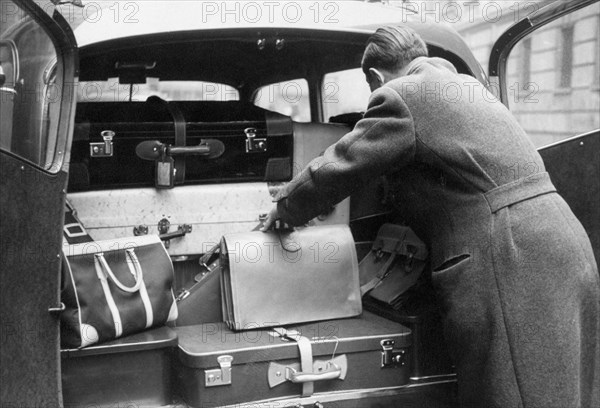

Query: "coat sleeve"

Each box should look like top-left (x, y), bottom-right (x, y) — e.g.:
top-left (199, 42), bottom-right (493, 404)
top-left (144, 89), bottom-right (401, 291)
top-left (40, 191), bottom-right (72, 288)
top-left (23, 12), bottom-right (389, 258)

top-left (275, 86), bottom-right (416, 226)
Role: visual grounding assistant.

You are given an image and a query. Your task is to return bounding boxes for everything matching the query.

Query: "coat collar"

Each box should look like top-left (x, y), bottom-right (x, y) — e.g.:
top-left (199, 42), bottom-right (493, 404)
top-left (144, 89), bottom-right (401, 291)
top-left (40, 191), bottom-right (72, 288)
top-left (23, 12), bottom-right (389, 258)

top-left (403, 56), bottom-right (458, 76)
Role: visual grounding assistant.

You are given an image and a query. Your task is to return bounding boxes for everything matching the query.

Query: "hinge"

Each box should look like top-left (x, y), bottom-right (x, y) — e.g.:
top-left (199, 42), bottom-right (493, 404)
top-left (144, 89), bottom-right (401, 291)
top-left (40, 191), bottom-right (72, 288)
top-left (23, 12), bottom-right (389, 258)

top-left (380, 339), bottom-right (407, 368)
top-left (204, 355), bottom-right (233, 387)
top-left (133, 225), bottom-right (148, 236)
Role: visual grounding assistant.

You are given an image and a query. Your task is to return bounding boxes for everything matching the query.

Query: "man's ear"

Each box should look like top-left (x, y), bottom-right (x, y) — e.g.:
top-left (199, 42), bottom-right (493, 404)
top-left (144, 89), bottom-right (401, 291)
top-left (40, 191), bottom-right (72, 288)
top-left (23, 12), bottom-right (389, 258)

top-left (368, 68), bottom-right (385, 87)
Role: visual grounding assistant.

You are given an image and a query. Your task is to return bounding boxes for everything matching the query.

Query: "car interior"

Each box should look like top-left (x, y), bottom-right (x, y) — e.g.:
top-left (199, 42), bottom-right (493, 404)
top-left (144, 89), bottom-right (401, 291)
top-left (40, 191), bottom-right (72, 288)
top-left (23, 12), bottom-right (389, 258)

top-left (14, 1), bottom-right (598, 404)
top-left (48, 27), bottom-right (481, 406)
top-left (69, 26), bottom-right (480, 290)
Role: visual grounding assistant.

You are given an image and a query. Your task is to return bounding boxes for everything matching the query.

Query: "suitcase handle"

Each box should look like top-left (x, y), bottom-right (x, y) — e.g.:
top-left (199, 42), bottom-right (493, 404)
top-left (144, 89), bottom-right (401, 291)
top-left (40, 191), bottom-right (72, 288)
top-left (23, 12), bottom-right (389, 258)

top-left (289, 364), bottom-right (342, 383)
top-left (268, 355), bottom-right (348, 389)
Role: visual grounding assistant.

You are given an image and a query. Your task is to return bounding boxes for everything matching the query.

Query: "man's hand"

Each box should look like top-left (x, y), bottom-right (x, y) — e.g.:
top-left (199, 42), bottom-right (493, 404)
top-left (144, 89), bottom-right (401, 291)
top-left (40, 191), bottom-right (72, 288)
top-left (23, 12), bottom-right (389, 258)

top-left (260, 205), bottom-right (280, 232)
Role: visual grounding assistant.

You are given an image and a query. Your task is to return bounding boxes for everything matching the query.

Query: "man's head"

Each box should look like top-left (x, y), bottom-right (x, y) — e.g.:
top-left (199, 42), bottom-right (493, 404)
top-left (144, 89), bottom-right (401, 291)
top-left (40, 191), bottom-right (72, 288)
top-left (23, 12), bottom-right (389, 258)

top-left (362, 26), bottom-right (428, 91)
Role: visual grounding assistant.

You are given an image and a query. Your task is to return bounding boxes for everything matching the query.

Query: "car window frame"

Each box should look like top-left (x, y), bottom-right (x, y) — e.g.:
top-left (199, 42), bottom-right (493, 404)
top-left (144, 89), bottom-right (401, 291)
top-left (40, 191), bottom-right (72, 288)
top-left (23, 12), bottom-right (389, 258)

top-left (1, 0), bottom-right (78, 174)
top-left (488, 0), bottom-right (597, 107)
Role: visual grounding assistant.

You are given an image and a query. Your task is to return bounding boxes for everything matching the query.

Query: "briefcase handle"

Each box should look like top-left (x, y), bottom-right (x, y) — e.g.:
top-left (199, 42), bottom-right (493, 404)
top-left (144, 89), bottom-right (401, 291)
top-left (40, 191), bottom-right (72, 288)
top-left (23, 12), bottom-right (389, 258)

top-left (258, 213), bottom-right (300, 252)
top-left (94, 249), bottom-right (144, 293)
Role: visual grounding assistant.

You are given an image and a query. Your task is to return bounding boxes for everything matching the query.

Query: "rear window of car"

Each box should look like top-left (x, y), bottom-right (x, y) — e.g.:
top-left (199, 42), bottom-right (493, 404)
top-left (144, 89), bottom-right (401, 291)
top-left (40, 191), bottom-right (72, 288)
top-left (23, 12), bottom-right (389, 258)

top-left (322, 68), bottom-right (371, 121)
top-left (78, 78), bottom-right (239, 102)
top-left (254, 78), bottom-right (310, 122)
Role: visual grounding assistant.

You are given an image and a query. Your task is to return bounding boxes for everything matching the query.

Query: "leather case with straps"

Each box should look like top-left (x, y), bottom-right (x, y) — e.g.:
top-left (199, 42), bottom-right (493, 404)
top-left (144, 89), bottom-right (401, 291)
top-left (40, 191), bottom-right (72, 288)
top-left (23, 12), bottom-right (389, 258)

top-left (359, 224), bottom-right (429, 309)
top-left (220, 224), bottom-right (362, 330)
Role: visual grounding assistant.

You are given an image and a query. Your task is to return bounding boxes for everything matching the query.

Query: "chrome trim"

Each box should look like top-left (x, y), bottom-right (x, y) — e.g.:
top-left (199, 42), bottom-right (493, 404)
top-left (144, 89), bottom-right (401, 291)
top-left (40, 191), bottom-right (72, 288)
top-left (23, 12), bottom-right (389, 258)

top-left (48, 302), bottom-right (66, 314)
top-left (410, 373), bottom-right (457, 382)
top-left (178, 331), bottom-right (409, 357)
top-left (0, 87), bottom-right (17, 95)
top-left (216, 379), bottom-right (458, 408)
top-left (537, 129), bottom-right (600, 151)
top-left (350, 211), bottom-right (394, 223)
top-left (60, 335), bottom-right (175, 354)
top-left (42, 58), bottom-right (57, 85)
top-left (0, 39), bottom-right (20, 84)
top-left (529, 0), bottom-right (597, 26)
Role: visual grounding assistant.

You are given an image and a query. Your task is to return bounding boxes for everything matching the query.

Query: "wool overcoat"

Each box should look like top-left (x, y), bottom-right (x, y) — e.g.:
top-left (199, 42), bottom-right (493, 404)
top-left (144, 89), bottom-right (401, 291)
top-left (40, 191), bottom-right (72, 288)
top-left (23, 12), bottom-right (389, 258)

top-left (274, 57), bottom-right (600, 408)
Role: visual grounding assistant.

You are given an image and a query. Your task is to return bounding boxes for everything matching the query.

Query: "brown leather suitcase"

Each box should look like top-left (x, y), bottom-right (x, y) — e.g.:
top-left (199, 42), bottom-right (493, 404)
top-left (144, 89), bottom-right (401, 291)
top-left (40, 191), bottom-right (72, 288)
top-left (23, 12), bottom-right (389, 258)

top-left (173, 311), bottom-right (412, 407)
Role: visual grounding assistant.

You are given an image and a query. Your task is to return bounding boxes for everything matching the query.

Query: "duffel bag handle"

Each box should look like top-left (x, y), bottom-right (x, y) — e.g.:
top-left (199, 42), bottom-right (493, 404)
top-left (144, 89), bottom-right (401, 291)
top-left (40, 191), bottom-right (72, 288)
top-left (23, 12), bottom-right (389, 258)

top-left (94, 249), bottom-right (144, 293)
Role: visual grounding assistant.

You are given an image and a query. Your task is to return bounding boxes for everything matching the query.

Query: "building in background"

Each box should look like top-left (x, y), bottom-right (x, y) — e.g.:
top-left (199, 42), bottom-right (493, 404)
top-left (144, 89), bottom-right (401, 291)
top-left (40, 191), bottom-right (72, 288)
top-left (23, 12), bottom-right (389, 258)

top-left (451, 0), bottom-right (599, 147)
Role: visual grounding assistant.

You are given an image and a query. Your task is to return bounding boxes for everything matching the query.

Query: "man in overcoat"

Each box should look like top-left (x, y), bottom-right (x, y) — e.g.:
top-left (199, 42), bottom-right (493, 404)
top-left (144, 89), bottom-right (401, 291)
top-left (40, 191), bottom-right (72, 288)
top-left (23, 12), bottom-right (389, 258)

top-left (262, 26), bottom-right (600, 407)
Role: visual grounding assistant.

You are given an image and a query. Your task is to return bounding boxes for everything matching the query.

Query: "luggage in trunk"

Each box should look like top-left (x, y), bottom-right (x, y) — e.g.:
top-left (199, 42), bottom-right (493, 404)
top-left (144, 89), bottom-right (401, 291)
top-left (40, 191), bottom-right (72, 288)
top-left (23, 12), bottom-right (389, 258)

top-left (71, 101), bottom-right (294, 192)
top-left (61, 326), bottom-right (178, 407)
top-left (363, 297), bottom-right (455, 380)
top-left (173, 311), bottom-right (412, 407)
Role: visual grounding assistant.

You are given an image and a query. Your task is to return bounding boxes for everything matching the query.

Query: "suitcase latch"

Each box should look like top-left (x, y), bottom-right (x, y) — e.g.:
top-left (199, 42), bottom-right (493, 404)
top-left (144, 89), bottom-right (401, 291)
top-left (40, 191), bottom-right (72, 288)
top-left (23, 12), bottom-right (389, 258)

top-left (90, 130), bottom-right (115, 157)
top-left (244, 127), bottom-right (267, 153)
top-left (205, 355), bottom-right (233, 387)
top-left (380, 339), bottom-right (407, 368)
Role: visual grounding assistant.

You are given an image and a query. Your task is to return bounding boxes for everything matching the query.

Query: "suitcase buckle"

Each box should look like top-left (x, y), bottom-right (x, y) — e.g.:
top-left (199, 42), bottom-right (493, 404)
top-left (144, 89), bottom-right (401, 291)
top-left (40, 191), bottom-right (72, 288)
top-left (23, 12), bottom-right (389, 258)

top-left (175, 289), bottom-right (190, 302)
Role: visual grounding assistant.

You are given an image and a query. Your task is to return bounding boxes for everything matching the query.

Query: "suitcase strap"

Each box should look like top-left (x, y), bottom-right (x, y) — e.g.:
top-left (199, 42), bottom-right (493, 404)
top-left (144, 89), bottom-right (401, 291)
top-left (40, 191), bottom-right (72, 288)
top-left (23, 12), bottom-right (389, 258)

top-left (147, 96), bottom-right (186, 185)
top-left (63, 200), bottom-right (93, 244)
top-left (270, 328), bottom-right (313, 396)
top-left (359, 224), bottom-right (428, 298)
top-left (296, 336), bottom-right (314, 397)
top-left (360, 252), bottom-right (398, 295)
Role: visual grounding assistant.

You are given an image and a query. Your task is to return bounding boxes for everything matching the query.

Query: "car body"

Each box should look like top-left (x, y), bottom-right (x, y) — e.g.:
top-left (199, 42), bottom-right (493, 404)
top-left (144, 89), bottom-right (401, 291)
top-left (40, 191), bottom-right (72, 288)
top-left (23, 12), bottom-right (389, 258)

top-left (1, 1), bottom-right (598, 407)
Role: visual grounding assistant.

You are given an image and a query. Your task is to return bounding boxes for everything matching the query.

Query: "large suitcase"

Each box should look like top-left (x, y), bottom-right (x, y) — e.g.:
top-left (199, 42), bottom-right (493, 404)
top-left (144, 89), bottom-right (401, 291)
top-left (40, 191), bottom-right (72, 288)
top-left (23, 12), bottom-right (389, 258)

top-left (173, 311), bottom-right (412, 407)
top-left (68, 102), bottom-right (350, 258)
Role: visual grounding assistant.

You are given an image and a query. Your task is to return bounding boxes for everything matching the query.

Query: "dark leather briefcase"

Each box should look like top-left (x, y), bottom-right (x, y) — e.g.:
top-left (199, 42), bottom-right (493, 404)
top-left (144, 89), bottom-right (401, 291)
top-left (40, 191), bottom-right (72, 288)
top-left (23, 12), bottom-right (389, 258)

top-left (173, 311), bottom-right (412, 407)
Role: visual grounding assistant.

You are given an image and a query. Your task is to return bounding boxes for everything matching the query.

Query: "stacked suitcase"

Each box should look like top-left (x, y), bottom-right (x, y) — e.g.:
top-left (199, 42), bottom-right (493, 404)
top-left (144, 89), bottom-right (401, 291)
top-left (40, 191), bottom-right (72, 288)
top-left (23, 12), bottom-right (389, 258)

top-left (173, 312), bottom-right (412, 407)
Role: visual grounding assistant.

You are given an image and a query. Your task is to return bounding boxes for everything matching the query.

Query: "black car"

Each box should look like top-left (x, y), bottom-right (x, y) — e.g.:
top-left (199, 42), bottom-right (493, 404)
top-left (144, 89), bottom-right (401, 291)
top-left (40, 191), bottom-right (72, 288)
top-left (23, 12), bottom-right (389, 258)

top-left (1, 1), bottom-right (598, 407)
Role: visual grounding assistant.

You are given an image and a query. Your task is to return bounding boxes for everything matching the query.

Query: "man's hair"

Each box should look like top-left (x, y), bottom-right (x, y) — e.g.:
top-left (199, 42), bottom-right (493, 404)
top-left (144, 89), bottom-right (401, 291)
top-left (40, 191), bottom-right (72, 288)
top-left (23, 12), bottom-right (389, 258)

top-left (361, 26), bottom-right (428, 75)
